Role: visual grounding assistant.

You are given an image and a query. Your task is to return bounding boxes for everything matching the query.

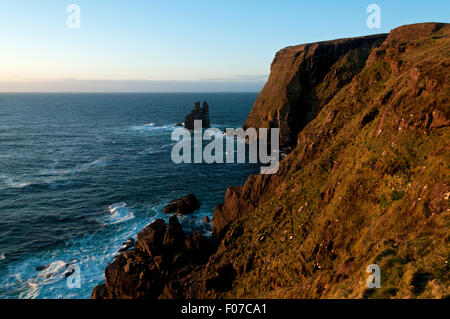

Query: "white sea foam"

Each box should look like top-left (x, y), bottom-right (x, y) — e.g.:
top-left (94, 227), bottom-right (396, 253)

top-left (131, 123), bottom-right (176, 132)
top-left (36, 157), bottom-right (111, 187)
top-left (139, 143), bottom-right (174, 155)
top-left (203, 128), bottom-right (223, 139)
top-left (36, 260), bottom-right (67, 280)
top-left (106, 202), bottom-right (135, 224)
top-left (19, 282), bottom-right (40, 299)
top-left (75, 157), bottom-right (110, 171)
top-left (0, 224), bottom-right (143, 298)
top-left (41, 157), bottom-right (110, 177)
top-left (14, 260), bottom-right (69, 299)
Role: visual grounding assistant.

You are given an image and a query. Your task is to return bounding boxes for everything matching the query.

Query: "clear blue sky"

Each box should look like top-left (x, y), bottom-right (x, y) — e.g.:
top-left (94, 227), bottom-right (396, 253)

top-left (0, 0), bottom-right (448, 91)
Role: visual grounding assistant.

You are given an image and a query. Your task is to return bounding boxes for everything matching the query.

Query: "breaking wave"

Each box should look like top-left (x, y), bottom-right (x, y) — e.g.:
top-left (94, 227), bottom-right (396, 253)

top-left (131, 123), bottom-right (177, 132)
top-left (105, 202), bottom-right (135, 225)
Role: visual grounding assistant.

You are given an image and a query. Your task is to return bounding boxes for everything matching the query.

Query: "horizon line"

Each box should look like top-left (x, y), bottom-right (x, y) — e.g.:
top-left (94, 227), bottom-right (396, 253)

top-left (0, 91), bottom-right (261, 94)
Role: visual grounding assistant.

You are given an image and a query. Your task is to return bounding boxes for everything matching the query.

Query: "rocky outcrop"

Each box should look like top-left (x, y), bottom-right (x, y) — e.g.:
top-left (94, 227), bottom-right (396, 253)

top-left (209, 22), bottom-right (450, 299)
top-left (184, 101), bottom-right (210, 130)
top-left (94, 23), bottom-right (450, 299)
top-left (162, 194), bottom-right (201, 215)
top-left (135, 219), bottom-right (166, 256)
top-left (212, 174), bottom-right (279, 239)
top-left (91, 216), bottom-right (216, 299)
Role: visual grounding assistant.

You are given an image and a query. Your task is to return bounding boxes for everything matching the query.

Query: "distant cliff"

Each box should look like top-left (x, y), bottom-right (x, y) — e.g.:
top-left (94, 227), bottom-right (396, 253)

top-left (93, 23), bottom-right (449, 299)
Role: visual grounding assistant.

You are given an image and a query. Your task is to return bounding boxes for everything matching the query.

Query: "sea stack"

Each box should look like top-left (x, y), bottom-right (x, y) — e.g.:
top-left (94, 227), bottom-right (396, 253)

top-left (184, 101), bottom-right (210, 130)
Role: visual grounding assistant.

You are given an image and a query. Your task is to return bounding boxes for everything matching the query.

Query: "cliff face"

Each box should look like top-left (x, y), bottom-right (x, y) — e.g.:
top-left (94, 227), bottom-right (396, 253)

top-left (213, 34), bottom-right (387, 238)
top-left (212, 22), bottom-right (449, 299)
top-left (243, 34), bottom-right (386, 146)
top-left (93, 23), bottom-right (449, 299)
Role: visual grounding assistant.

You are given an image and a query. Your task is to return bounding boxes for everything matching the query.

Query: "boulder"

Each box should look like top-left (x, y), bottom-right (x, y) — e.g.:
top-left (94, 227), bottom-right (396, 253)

top-left (163, 194), bottom-right (200, 215)
top-left (162, 201), bottom-right (178, 214)
top-left (91, 284), bottom-right (112, 299)
top-left (105, 251), bottom-right (164, 299)
top-left (177, 194), bottom-right (200, 214)
top-left (135, 219), bottom-right (166, 256)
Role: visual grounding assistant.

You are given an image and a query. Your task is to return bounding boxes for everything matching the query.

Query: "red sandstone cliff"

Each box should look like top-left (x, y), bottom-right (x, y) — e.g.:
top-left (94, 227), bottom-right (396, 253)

top-left (93, 23), bottom-right (450, 299)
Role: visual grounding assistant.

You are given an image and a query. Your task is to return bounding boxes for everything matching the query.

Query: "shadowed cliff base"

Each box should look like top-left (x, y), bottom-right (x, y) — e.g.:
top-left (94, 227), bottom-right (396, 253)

top-left (93, 23), bottom-right (450, 299)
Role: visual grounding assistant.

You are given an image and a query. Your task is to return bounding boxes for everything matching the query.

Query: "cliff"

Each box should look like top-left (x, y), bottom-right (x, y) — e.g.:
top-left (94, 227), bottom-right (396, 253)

top-left (243, 33), bottom-right (387, 146)
top-left (93, 23), bottom-right (449, 299)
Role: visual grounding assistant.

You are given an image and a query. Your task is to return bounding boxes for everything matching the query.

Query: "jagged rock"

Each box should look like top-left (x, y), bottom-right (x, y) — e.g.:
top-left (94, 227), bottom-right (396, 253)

top-left (163, 194), bottom-right (200, 215)
top-left (103, 250), bottom-right (164, 299)
top-left (243, 34), bottom-right (387, 147)
top-left (135, 219), bottom-right (166, 256)
top-left (177, 194), bottom-right (201, 214)
top-left (91, 284), bottom-right (112, 299)
top-left (92, 215), bottom-right (217, 299)
top-left (212, 175), bottom-right (277, 239)
top-left (184, 101), bottom-right (210, 130)
top-left (163, 215), bottom-right (186, 251)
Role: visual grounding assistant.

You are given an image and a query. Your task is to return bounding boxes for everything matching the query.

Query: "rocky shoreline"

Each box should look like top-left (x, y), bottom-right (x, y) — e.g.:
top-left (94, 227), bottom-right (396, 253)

top-left (91, 214), bottom-right (217, 299)
top-left (91, 193), bottom-right (239, 299)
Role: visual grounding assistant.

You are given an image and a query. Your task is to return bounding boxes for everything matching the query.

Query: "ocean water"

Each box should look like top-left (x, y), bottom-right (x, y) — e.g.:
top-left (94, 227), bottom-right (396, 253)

top-left (0, 93), bottom-right (259, 299)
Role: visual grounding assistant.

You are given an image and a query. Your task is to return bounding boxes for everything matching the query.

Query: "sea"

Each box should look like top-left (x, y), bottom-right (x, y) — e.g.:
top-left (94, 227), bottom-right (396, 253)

top-left (0, 93), bottom-right (259, 299)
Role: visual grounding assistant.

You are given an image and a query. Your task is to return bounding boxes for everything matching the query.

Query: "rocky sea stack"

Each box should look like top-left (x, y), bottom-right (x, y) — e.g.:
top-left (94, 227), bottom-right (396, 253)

top-left (93, 23), bottom-right (449, 299)
top-left (184, 101), bottom-right (211, 130)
